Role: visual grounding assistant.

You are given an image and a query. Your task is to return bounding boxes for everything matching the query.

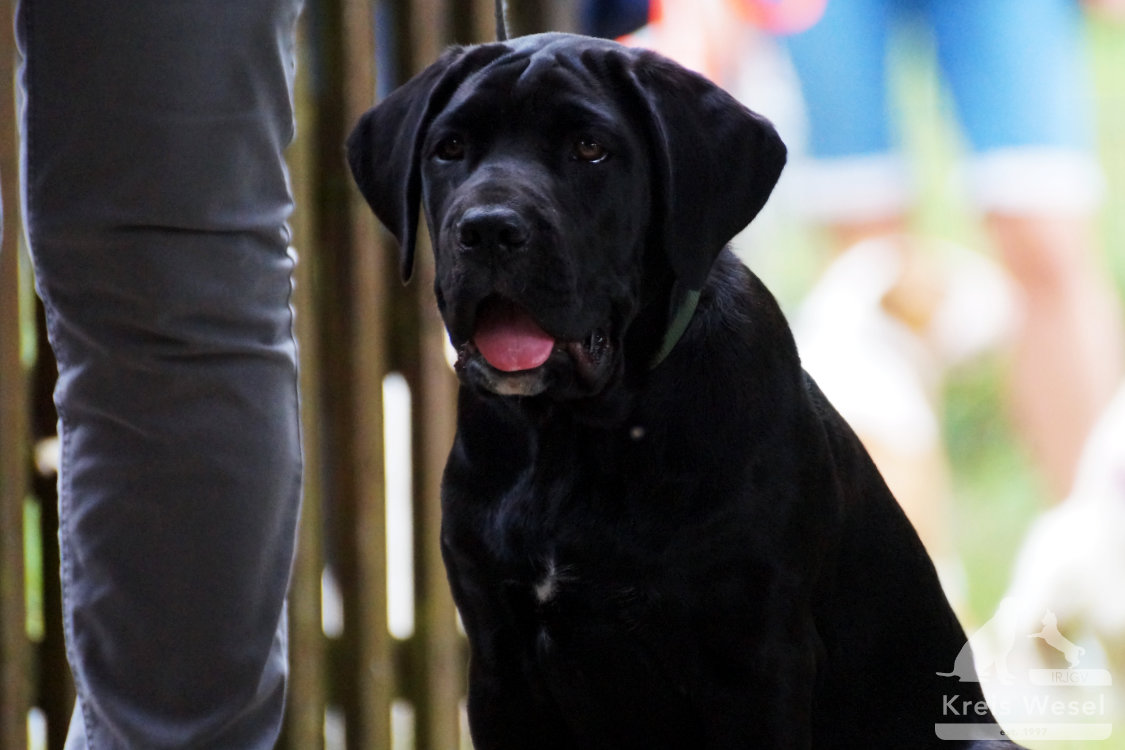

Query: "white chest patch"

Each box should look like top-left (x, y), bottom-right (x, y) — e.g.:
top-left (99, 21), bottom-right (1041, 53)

top-left (534, 558), bottom-right (562, 604)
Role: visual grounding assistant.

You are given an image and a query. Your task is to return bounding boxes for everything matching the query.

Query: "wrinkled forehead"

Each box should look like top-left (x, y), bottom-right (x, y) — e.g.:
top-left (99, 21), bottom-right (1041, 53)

top-left (437, 37), bottom-right (630, 131)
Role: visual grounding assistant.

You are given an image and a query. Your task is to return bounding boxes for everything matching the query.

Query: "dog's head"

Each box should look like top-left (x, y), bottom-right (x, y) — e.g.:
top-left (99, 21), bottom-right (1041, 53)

top-left (348, 33), bottom-right (785, 400)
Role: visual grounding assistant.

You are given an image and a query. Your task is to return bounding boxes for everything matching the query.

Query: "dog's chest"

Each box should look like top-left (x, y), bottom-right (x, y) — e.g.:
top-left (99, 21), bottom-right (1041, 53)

top-left (455, 456), bottom-right (674, 648)
top-left (491, 477), bottom-right (641, 614)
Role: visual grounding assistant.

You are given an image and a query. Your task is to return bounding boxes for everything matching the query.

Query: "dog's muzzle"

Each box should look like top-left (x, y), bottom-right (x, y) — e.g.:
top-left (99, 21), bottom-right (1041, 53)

top-left (454, 296), bottom-right (612, 398)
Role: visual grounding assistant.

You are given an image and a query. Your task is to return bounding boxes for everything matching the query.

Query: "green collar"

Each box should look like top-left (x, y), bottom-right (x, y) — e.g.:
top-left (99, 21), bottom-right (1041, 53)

top-left (648, 287), bottom-right (701, 369)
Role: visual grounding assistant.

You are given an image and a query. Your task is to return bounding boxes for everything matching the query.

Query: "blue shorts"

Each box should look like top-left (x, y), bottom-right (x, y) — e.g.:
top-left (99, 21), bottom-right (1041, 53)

top-left (783, 0), bottom-right (1103, 218)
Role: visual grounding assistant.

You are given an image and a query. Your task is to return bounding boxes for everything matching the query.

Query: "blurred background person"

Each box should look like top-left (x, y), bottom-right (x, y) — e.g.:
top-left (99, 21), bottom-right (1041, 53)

top-left (783, 0), bottom-right (1125, 503)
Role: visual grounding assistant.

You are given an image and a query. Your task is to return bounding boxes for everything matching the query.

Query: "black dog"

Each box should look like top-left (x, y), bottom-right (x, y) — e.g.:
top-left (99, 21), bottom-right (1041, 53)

top-left (348, 32), bottom-right (1017, 749)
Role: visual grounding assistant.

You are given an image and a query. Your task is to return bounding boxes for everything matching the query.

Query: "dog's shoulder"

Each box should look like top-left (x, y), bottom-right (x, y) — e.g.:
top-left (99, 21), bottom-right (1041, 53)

top-left (655, 250), bottom-right (826, 475)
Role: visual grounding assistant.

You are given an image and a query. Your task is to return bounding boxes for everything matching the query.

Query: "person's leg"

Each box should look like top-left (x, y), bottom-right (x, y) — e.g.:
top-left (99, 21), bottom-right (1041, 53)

top-left (987, 212), bottom-right (1123, 498)
top-left (931, 0), bottom-right (1124, 497)
top-left (18, 1), bottom-right (304, 747)
top-left (783, 0), bottom-right (913, 235)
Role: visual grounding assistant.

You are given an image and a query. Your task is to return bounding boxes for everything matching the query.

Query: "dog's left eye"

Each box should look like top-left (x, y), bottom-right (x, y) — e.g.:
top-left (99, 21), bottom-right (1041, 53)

top-left (435, 135), bottom-right (467, 161)
top-left (573, 137), bottom-right (608, 163)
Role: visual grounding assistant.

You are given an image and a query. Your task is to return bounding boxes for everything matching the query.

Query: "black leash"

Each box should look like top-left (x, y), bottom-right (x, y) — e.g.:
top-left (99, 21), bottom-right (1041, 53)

top-left (494, 0), bottom-right (508, 41)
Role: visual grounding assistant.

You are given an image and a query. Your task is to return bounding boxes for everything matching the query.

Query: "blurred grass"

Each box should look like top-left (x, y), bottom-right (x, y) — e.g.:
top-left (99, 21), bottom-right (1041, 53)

top-left (1092, 17), bottom-right (1125, 297)
top-left (889, 16), bottom-right (1124, 750)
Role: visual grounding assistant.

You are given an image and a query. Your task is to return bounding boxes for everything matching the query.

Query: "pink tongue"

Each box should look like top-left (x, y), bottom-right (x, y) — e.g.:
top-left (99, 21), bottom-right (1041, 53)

top-left (474, 302), bottom-right (556, 372)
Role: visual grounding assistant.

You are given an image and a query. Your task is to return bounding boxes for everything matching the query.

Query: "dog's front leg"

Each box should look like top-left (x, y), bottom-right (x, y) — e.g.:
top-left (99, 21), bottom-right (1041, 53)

top-left (463, 654), bottom-right (574, 750)
top-left (694, 607), bottom-right (819, 748)
top-left (440, 534), bottom-right (573, 750)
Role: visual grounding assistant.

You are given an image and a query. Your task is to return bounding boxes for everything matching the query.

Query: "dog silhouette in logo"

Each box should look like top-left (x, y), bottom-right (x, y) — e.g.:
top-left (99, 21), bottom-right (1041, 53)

top-left (937, 597), bottom-right (1019, 684)
top-left (1029, 610), bottom-right (1086, 668)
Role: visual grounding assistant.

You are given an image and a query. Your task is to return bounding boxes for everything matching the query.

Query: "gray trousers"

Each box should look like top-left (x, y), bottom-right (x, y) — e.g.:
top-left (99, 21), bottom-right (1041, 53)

top-left (17, 1), bottom-right (305, 746)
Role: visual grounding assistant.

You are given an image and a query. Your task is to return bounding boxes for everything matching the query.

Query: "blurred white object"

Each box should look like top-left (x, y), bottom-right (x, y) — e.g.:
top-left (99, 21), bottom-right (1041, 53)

top-left (794, 237), bottom-right (1017, 607)
top-left (969, 385), bottom-right (1125, 732)
top-left (794, 236), bottom-right (1018, 454)
top-left (1000, 384), bottom-right (1125, 668)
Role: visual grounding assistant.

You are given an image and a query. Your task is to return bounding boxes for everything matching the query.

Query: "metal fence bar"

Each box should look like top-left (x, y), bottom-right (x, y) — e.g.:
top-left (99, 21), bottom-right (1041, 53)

top-left (1, 1), bottom-right (33, 746)
top-left (284, 14), bottom-right (330, 749)
top-left (406, 239), bottom-right (462, 750)
top-left (396, 3), bottom-right (465, 748)
top-left (341, 0), bottom-right (395, 739)
top-left (31, 315), bottom-right (70, 747)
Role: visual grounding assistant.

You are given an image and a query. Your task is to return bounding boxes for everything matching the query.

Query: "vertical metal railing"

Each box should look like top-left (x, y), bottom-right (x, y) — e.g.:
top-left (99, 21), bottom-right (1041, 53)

top-left (1, 0), bottom-right (32, 745)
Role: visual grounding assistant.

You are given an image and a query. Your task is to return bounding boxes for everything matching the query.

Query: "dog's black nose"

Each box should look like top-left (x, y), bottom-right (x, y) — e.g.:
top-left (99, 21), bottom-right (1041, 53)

top-left (456, 206), bottom-right (530, 252)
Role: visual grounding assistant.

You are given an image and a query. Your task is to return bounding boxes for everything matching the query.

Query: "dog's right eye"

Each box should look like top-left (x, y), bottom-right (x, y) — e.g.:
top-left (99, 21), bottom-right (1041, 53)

top-left (573, 137), bottom-right (609, 163)
top-left (435, 135), bottom-right (466, 161)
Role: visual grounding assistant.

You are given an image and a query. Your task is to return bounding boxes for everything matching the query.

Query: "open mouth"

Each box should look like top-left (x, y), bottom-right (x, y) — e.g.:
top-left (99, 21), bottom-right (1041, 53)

top-left (455, 297), bottom-right (611, 394)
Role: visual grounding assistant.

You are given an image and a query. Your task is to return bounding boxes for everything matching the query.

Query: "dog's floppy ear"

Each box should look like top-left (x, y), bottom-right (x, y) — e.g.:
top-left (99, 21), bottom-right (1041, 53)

top-left (622, 50), bottom-right (787, 290)
top-left (346, 45), bottom-right (507, 282)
